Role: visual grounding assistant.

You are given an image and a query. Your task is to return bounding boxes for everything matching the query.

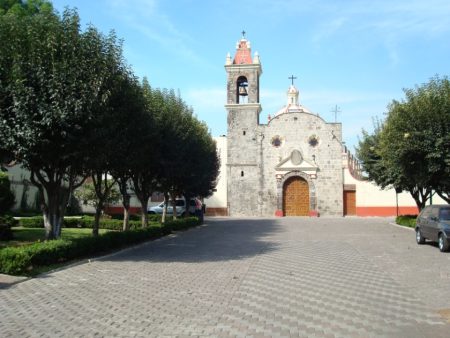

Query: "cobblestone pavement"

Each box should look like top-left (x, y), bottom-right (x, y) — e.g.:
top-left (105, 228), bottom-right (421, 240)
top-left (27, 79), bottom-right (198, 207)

top-left (1, 217), bottom-right (450, 337)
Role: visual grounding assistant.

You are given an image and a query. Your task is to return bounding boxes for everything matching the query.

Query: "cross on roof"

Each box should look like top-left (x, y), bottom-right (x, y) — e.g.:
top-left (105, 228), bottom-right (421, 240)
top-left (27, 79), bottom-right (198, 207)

top-left (288, 75), bottom-right (297, 86)
top-left (241, 30), bottom-right (246, 39)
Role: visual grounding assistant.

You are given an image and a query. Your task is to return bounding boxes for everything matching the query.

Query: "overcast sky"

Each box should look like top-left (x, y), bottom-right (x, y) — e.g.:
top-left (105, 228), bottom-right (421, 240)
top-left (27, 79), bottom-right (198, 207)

top-left (51, 0), bottom-right (450, 152)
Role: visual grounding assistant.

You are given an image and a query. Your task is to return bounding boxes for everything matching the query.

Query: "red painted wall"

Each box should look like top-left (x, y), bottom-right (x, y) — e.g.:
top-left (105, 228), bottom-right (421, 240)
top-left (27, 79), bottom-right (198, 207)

top-left (356, 206), bottom-right (418, 217)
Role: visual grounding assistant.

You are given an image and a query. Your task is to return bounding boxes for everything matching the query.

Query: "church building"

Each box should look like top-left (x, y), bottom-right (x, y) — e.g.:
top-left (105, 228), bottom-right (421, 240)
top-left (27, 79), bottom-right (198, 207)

top-left (203, 34), bottom-right (444, 217)
top-left (224, 35), bottom-right (343, 217)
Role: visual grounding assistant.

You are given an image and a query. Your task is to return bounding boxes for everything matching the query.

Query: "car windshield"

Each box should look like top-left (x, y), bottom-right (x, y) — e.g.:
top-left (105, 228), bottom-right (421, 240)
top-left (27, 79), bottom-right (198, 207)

top-left (439, 208), bottom-right (450, 221)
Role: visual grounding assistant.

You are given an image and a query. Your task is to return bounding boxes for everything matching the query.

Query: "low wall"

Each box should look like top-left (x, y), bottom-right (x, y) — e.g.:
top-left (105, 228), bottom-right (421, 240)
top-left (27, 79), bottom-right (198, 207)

top-left (205, 207), bottom-right (228, 216)
top-left (356, 206), bottom-right (418, 217)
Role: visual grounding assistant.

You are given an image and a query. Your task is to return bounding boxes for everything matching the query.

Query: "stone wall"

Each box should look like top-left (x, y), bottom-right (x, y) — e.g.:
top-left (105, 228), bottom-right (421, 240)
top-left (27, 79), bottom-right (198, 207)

top-left (260, 112), bottom-right (343, 216)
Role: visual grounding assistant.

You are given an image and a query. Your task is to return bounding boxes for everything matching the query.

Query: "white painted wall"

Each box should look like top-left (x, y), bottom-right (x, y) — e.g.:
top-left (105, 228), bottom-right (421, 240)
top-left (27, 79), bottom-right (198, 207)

top-left (204, 136), bottom-right (227, 208)
top-left (343, 161), bottom-right (446, 207)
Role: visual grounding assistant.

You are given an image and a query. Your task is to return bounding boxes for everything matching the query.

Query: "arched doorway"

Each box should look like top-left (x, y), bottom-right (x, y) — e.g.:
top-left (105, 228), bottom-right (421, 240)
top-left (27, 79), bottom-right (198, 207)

top-left (283, 176), bottom-right (310, 216)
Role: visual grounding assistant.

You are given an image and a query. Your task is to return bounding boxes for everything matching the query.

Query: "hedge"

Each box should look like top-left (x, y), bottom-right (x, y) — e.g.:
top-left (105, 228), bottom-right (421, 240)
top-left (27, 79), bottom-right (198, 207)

top-left (0, 217), bottom-right (201, 275)
top-left (395, 215), bottom-right (417, 228)
top-left (0, 215), bottom-right (16, 240)
top-left (17, 215), bottom-right (146, 230)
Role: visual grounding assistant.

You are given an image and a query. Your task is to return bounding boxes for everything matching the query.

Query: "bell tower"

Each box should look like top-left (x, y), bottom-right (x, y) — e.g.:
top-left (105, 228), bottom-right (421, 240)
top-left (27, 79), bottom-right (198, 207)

top-left (225, 32), bottom-right (263, 216)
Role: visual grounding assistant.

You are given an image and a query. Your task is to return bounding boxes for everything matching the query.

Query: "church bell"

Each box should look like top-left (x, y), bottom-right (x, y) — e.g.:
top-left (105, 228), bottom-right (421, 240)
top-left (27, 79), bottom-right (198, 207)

top-left (239, 86), bottom-right (248, 96)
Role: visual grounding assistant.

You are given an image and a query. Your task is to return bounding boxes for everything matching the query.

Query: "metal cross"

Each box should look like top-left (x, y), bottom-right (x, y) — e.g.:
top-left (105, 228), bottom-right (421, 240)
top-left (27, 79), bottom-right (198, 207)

top-left (288, 75), bottom-right (297, 85)
top-left (241, 30), bottom-right (246, 38)
top-left (331, 104), bottom-right (341, 122)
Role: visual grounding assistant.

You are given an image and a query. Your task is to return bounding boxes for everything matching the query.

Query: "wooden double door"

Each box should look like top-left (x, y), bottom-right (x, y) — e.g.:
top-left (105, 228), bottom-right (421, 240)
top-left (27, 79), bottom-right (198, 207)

top-left (283, 177), bottom-right (309, 216)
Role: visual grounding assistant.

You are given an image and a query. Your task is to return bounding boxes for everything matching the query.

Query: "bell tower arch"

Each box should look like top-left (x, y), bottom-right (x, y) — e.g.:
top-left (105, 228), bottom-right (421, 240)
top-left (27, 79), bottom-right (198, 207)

top-left (224, 32), bottom-right (263, 216)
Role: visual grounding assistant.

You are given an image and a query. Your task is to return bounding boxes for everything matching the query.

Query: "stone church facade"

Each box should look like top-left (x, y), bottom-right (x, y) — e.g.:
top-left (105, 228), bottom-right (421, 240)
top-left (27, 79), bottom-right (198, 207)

top-left (225, 36), bottom-right (343, 217)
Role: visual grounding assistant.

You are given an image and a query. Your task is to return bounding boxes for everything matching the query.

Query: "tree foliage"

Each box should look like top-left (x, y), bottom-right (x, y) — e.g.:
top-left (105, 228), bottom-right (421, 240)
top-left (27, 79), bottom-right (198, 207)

top-left (0, 5), bottom-right (219, 238)
top-left (0, 171), bottom-right (15, 213)
top-left (357, 75), bottom-right (450, 210)
top-left (0, 7), bottom-right (127, 238)
top-left (75, 181), bottom-right (120, 210)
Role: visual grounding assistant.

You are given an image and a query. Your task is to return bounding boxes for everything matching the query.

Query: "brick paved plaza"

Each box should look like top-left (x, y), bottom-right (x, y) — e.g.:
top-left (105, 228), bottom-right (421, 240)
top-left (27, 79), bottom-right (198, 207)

top-left (1, 217), bottom-right (450, 337)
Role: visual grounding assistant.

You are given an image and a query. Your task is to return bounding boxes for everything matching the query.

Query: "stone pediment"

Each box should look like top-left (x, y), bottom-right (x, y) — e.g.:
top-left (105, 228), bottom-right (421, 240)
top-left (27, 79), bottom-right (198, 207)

top-left (275, 150), bottom-right (318, 174)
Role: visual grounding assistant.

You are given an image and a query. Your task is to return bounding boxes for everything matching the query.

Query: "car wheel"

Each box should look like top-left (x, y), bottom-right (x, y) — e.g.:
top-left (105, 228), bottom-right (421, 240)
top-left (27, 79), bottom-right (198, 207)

top-left (416, 228), bottom-right (425, 244)
top-left (180, 212), bottom-right (186, 217)
top-left (148, 211), bottom-right (156, 214)
top-left (438, 234), bottom-right (449, 252)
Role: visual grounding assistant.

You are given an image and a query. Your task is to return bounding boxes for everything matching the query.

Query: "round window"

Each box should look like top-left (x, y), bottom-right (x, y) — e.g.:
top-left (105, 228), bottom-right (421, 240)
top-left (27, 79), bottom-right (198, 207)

top-left (308, 135), bottom-right (319, 147)
top-left (271, 135), bottom-right (282, 147)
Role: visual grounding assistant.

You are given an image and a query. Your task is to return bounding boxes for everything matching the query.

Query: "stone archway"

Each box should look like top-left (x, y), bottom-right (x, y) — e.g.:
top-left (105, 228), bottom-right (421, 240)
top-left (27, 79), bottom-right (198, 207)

top-left (283, 176), bottom-right (309, 216)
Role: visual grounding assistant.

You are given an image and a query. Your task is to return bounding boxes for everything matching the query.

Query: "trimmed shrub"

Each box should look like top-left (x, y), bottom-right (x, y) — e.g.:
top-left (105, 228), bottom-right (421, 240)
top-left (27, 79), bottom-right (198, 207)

top-left (0, 215), bottom-right (16, 240)
top-left (18, 215), bottom-right (145, 230)
top-left (396, 215), bottom-right (417, 228)
top-left (0, 216), bottom-right (201, 275)
top-left (109, 213), bottom-right (141, 222)
top-left (0, 246), bottom-right (32, 275)
top-left (18, 216), bottom-right (44, 228)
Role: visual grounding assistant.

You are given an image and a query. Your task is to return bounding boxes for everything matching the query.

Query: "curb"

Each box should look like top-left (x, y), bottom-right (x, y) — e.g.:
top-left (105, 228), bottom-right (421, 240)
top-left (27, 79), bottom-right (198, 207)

top-left (389, 222), bottom-right (414, 231)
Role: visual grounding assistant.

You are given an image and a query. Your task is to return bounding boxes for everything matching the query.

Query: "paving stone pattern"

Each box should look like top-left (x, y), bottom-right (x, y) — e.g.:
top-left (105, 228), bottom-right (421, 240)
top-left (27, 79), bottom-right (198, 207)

top-left (1, 217), bottom-right (450, 337)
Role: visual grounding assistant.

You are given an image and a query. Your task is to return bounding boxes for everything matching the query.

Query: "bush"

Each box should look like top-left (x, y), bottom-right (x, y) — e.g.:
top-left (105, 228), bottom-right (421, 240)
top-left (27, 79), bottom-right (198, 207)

top-left (0, 172), bottom-right (15, 213)
top-left (0, 215), bottom-right (16, 240)
top-left (0, 216), bottom-right (201, 275)
top-left (109, 213), bottom-right (141, 221)
top-left (396, 215), bottom-right (417, 228)
top-left (17, 215), bottom-right (145, 230)
top-left (18, 216), bottom-right (44, 228)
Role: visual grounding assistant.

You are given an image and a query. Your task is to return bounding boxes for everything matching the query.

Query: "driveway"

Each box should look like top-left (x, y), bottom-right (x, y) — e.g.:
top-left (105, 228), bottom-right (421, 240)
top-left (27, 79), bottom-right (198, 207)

top-left (1, 217), bottom-right (450, 337)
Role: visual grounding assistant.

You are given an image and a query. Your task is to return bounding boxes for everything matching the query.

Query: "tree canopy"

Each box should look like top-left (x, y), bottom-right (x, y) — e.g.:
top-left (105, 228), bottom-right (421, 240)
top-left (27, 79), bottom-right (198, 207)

top-left (357, 75), bottom-right (450, 210)
top-left (0, 4), bottom-right (219, 237)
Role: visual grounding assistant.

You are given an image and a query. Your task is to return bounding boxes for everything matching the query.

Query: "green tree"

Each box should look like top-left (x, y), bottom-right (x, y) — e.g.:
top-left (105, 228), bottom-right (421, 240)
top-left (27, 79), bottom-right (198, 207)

top-left (0, 8), bottom-right (126, 239)
top-left (0, 0), bottom-right (52, 16)
top-left (108, 75), bottom-right (148, 231)
top-left (75, 181), bottom-right (120, 214)
top-left (128, 78), bottom-right (159, 228)
top-left (357, 76), bottom-right (450, 210)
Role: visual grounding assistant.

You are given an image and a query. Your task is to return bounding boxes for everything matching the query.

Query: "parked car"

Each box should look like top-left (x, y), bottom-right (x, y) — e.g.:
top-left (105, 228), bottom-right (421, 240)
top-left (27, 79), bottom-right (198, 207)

top-left (148, 198), bottom-right (202, 217)
top-left (415, 205), bottom-right (450, 252)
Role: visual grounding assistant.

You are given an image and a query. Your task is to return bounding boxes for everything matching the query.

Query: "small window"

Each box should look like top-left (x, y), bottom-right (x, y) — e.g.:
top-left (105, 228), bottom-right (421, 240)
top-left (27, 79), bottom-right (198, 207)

top-left (241, 171), bottom-right (244, 177)
top-left (243, 131), bottom-right (246, 136)
top-left (176, 200), bottom-right (185, 207)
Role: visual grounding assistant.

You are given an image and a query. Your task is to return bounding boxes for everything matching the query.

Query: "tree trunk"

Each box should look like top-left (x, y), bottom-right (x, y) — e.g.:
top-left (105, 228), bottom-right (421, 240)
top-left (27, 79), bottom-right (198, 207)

top-left (140, 198), bottom-right (149, 227)
top-left (92, 203), bottom-right (103, 236)
top-left (31, 170), bottom-right (85, 240)
top-left (409, 186), bottom-right (431, 211)
top-left (121, 188), bottom-right (131, 231)
top-left (42, 209), bottom-right (53, 240)
top-left (184, 193), bottom-right (191, 218)
top-left (123, 206), bottom-right (130, 231)
top-left (117, 177), bottom-right (131, 231)
top-left (171, 192), bottom-right (177, 220)
top-left (161, 192), bottom-right (169, 224)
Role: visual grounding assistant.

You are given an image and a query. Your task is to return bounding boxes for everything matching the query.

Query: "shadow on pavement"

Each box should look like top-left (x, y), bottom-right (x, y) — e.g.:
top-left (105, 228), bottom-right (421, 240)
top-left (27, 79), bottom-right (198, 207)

top-left (100, 217), bottom-right (282, 263)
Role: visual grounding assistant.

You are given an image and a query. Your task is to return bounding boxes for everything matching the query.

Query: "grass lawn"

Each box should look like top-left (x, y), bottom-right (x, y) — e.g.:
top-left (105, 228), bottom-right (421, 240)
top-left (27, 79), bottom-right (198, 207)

top-left (0, 227), bottom-right (111, 249)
